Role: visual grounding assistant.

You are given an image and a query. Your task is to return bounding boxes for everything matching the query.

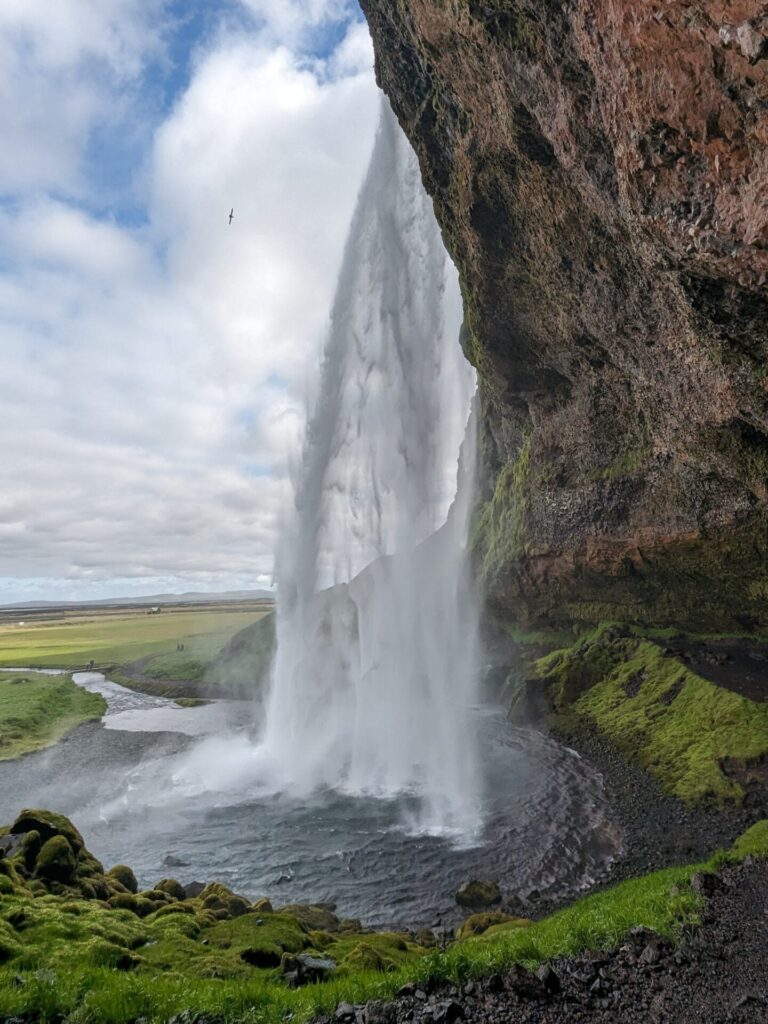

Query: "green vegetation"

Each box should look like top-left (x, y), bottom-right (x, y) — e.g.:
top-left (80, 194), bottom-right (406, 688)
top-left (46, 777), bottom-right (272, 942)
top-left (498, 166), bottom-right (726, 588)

top-left (0, 671), bottom-right (106, 760)
top-left (0, 606), bottom-right (270, 672)
top-left (1, 808), bottom-right (766, 1024)
top-left (472, 434), bottom-right (532, 586)
top-left (537, 628), bottom-right (768, 804)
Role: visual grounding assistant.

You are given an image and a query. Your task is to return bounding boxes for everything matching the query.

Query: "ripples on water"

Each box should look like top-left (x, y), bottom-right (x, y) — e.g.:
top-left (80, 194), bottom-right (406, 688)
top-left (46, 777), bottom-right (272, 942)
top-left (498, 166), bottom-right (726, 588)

top-left (0, 672), bottom-right (619, 928)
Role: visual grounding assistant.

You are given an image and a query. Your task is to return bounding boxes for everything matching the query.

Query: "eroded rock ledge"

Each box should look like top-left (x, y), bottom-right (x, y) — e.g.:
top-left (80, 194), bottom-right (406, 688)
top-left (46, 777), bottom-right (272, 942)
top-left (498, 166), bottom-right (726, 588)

top-left (360, 0), bottom-right (768, 632)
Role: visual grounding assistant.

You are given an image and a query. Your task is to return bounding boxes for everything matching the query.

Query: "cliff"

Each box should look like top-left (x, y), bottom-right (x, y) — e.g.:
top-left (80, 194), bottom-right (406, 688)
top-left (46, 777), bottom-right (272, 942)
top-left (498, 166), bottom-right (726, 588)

top-left (360, 0), bottom-right (768, 633)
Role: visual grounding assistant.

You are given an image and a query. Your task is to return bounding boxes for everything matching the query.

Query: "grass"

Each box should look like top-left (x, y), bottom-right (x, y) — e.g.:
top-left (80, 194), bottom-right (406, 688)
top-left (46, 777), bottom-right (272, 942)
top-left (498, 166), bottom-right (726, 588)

top-left (0, 671), bottom-right (106, 760)
top-left (0, 606), bottom-right (270, 673)
top-left (538, 628), bottom-right (768, 804)
top-left (2, 819), bottom-right (766, 1024)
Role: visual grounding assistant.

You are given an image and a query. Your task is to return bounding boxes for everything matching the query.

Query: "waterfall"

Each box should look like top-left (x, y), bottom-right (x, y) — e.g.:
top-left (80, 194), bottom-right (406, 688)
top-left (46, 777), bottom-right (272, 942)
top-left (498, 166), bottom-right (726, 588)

top-left (259, 99), bottom-right (482, 837)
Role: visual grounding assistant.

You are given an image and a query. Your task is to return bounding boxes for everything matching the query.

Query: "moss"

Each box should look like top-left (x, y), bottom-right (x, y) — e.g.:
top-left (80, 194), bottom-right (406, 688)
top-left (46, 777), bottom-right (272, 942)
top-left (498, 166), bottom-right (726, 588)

top-left (107, 865), bottom-right (138, 894)
top-left (35, 837), bottom-right (76, 884)
top-left (730, 820), bottom-right (768, 859)
top-left (339, 942), bottom-right (396, 974)
top-left (455, 912), bottom-right (531, 941)
top-left (279, 904), bottom-right (340, 932)
top-left (199, 882), bottom-right (252, 919)
top-left (154, 878), bottom-right (186, 901)
top-left (11, 810), bottom-right (84, 852)
top-left (538, 633), bottom-right (768, 804)
top-left (472, 433), bottom-right (532, 586)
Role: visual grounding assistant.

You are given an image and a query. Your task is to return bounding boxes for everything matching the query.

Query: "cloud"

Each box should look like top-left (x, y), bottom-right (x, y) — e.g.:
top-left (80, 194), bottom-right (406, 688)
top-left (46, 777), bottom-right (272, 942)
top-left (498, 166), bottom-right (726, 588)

top-left (0, 0), bottom-right (167, 196)
top-left (0, 4), bottom-right (380, 602)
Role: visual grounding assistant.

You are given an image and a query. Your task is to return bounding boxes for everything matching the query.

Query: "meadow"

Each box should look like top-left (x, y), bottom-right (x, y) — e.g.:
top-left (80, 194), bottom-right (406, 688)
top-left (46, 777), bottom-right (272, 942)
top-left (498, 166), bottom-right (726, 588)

top-left (0, 671), bottom-right (106, 760)
top-left (0, 604), bottom-right (272, 674)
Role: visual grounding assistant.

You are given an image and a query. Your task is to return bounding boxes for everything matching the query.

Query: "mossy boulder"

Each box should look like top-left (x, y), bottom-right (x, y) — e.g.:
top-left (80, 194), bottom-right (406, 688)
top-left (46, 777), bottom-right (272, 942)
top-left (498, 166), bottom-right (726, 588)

top-left (199, 882), bottom-right (252, 919)
top-left (108, 864), bottom-right (138, 894)
top-left (252, 897), bottom-right (274, 913)
top-left (35, 836), bottom-right (77, 883)
top-left (154, 878), bottom-right (186, 901)
top-left (340, 941), bottom-right (396, 974)
top-left (279, 903), bottom-right (340, 932)
top-left (108, 893), bottom-right (156, 917)
top-left (11, 810), bottom-right (84, 852)
top-left (455, 880), bottom-right (502, 910)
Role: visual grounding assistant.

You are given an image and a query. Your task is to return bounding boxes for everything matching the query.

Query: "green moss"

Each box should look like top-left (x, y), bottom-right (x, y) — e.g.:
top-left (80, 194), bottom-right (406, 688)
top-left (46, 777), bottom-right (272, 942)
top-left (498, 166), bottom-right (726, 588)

top-left (730, 820), bottom-right (768, 859)
top-left (107, 865), bottom-right (138, 894)
top-left (538, 633), bottom-right (768, 804)
top-left (472, 434), bottom-right (532, 586)
top-left (455, 912), bottom-right (532, 941)
top-left (35, 837), bottom-right (76, 883)
top-left (584, 445), bottom-right (651, 482)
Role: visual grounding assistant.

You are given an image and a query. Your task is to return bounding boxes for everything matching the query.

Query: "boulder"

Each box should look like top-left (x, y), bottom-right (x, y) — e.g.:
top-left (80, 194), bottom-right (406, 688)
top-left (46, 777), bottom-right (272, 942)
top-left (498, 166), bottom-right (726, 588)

top-left (279, 903), bottom-right (341, 932)
top-left (184, 881), bottom-right (206, 899)
top-left (199, 882), bottom-right (252, 919)
top-left (252, 897), bottom-right (274, 914)
top-left (280, 952), bottom-right (336, 987)
top-left (10, 810), bottom-right (84, 852)
top-left (456, 917), bottom-right (518, 937)
top-left (108, 865), bottom-right (138, 894)
top-left (455, 880), bottom-right (502, 910)
top-left (340, 942), bottom-right (396, 974)
top-left (154, 878), bottom-right (186, 901)
top-left (35, 836), bottom-right (77, 883)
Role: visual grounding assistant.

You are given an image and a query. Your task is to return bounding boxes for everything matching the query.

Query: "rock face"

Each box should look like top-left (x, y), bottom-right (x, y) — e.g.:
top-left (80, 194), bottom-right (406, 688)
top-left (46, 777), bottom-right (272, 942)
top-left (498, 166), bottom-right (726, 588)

top-left (360, 0), bottom-right (768, 632)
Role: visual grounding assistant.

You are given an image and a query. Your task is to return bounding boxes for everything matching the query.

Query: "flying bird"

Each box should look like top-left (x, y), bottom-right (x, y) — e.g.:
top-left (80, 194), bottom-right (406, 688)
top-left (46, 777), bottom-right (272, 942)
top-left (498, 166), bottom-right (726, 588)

top-left (229, 208), bottom-right (234, 225)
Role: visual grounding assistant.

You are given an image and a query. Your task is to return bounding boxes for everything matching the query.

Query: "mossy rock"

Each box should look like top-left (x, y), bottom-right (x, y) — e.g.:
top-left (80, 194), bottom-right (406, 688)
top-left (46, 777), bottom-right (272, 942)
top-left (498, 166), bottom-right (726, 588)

top-left (11, 810), bottom-right (84, 852)
top-left (340, 941), bottom-right (397, 974)
top-left (35, 836), bottom-right (77, 883)
top-left (455, 880), bottom-right (502, 910)
top-left (154, 878), bottom-right (186, 900)
top-left (140, 889), bottom-right (175, 905)
top-left (252, 897), bottom-right (274, 913)
top-left (456, 912), bottom-right (532, 941)
top-left (415, 928), bottom-right (437, 948)
top-left (108, 893), bottom-right (156, 918)
top-left (108, 864), bottom-right (138, 894)
top-left (199, 882), bottom-right (252, 919)
top-left (279, 904), bottom-right (340, 932)
top-left (18, 830), bottom-right (42, 872)
top-left (152, 901), bottom-right (196, 919)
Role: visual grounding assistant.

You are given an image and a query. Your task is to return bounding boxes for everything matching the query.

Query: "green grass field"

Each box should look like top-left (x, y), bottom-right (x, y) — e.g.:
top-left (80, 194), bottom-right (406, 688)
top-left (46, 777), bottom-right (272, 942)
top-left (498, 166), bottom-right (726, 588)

top-left (0, 671), bottom-right (107, 760)
top-left (0, 606), bottom-right (271, 672)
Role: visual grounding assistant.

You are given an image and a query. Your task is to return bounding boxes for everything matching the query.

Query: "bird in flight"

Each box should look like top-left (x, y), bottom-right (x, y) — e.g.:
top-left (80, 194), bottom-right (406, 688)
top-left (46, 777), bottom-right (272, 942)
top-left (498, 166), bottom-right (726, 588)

top-left (229, 208), bottom-right (234, 225)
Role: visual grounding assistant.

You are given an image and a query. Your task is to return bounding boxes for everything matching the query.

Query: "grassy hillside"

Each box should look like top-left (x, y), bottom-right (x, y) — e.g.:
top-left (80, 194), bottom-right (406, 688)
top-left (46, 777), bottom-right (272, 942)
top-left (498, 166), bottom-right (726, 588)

top-left (537, 628), bottom-right (768, 804)
top-left (0, 672), bottom-right (106, 760)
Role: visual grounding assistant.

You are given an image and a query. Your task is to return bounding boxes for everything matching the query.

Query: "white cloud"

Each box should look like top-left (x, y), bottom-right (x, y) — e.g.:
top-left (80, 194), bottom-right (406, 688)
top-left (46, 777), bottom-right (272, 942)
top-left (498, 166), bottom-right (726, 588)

top-left (0, 0), bottom-right (166, 195)
top-left (0, 5), bottom-right (380, 602)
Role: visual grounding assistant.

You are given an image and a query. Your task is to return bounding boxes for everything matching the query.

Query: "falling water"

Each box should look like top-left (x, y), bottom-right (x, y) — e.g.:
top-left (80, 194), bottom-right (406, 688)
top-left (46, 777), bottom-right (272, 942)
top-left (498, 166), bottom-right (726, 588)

top-left (259, 100), bottom-right (482, 837)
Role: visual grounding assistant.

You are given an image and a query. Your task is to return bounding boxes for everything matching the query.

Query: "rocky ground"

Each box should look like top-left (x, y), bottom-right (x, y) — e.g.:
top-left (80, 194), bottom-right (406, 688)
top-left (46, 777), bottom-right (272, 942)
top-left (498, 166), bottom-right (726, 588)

top-left (329, 858), bottom-right (768, 1024)
top-left (551, 716), bottom-right (768, 891)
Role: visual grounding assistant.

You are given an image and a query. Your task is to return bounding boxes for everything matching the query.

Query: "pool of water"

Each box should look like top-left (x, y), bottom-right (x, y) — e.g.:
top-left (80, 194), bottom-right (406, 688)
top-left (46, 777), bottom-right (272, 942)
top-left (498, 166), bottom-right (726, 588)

top-left (0, 671), bottom-right (620, 928)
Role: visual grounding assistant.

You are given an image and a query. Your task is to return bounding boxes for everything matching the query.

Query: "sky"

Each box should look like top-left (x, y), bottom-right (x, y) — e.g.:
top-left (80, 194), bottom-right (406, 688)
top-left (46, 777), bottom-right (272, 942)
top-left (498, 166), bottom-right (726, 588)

top-left (0, 0), bottom-right (381, 604)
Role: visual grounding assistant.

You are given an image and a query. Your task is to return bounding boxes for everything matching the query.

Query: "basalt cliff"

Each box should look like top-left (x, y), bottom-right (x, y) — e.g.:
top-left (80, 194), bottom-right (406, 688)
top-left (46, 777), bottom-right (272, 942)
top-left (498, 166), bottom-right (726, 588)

top-left (360, 0), bottom-right (768, 633)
